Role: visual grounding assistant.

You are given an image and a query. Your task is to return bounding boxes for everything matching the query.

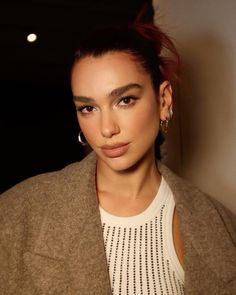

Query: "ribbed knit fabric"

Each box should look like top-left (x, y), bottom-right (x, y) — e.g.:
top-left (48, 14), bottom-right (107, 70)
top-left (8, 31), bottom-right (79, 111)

top-left (100, 177), bottom-right (184, 295)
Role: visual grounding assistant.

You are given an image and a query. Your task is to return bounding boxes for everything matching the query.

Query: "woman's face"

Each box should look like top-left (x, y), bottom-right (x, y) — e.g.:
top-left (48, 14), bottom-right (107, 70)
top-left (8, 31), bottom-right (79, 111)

top-left (71, 51), bottom-right (172, 172)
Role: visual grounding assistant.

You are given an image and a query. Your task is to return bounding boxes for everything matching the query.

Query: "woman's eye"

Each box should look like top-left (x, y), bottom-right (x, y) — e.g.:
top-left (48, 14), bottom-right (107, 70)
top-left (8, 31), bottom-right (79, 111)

top-left (119, 96), bottom-right (137, 106)
top-left (77, 105), bottom-right (95, 114)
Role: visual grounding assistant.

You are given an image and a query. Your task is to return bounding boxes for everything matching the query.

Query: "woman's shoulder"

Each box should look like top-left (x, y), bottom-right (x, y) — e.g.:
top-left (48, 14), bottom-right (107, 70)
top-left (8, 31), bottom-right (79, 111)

top-left (159, 162), bottom-right (233, 211)
top-left (0, 152), bottom-right (97, 257)
top-left (0, 152), bottom-right (96, 219)
top-left (159, 162), bottom-right (236, 242)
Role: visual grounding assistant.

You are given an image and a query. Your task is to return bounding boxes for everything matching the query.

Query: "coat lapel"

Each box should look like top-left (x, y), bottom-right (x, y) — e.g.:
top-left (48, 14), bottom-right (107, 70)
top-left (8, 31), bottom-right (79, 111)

top-left (159, 163), bottom-right (236, 291)
top-left (24, 152), bottom-right (111, 294)
top-left (23, 155), bottom-right (235, 294)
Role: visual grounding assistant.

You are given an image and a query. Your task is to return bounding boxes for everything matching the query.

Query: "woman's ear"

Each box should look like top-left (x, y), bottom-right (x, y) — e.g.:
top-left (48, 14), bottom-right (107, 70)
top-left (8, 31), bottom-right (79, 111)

top-left (159, 80), bottom-right (173, 121)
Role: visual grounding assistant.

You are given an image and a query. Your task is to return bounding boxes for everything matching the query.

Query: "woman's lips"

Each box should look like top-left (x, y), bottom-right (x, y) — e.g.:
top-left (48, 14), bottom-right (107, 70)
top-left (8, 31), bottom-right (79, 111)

top-left (101, 143), bottom-right (129, 158)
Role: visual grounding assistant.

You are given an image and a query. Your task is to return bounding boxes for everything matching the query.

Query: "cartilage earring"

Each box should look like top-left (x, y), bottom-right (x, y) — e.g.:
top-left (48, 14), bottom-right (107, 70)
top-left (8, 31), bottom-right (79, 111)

top-left (160, 119), bottom-right (169, 133)
top-left (78, 131), bottom-right (88, 146)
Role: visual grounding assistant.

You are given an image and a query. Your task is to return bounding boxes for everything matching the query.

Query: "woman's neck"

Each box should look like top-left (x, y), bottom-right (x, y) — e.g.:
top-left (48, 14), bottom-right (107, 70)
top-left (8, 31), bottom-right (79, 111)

top-left (96, 152), bottom-right (161, 217)
top-left (96, 153), bottom-right (161, 201)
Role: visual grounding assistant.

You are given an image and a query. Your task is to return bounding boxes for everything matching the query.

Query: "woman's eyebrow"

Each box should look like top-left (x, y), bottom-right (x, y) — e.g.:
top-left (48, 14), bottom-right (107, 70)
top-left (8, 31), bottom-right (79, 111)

top-left (109, 83), bottom-right (142, 98)
top-left (73, 96), bottom-right (95, 103)
top-left (73, 83), bottom-right (142, 103)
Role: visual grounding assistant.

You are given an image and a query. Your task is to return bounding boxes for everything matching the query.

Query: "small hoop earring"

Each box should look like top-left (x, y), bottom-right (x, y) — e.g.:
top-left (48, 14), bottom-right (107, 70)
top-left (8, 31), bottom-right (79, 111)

top-left (160, 119), bottom-right (169, 133)
top-left (78, 131), bottom-right (88, 146)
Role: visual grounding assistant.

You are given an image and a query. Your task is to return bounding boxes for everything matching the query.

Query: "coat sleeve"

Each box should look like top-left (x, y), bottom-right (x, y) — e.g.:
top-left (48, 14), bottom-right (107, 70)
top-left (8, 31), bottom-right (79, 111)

top-left (0, 234), bottom-right (9, 291)
top-left (211, 198), bottom-right (236, 246)
top-left (0, 180), bottom-right (44, 294)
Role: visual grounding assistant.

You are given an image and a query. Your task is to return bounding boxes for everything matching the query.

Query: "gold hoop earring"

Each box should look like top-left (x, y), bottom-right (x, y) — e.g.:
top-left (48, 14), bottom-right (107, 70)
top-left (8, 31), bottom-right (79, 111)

top-left (78, 131), bottom-right (88, 146)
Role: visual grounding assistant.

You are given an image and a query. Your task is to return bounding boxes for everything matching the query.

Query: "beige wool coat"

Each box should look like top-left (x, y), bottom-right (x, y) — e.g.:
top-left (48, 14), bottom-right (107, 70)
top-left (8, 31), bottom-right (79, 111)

top-left (0, 152), bottom-right (236, 295)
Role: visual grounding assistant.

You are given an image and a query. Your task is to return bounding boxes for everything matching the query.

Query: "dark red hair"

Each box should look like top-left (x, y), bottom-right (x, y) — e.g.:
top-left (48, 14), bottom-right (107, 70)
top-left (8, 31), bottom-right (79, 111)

top-left (73, 19), bottom-right (179, 91)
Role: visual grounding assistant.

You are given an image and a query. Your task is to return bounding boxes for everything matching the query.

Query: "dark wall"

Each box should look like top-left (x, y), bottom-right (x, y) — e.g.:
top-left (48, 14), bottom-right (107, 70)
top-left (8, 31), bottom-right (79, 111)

top-left (0, 0), bottom-right (153, 193)
top-left (1, 79), bottom-right (81, 192)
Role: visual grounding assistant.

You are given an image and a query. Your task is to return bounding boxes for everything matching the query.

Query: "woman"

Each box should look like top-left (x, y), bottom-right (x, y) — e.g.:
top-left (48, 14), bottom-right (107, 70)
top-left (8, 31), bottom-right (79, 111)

top-left (0, 22), bottom-right (235, 295)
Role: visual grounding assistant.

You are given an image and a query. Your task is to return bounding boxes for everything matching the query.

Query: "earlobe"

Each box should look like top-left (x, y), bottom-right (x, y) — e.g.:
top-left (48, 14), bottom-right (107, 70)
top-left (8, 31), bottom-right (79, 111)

top-left (159, 80), bottom-right (173, 121)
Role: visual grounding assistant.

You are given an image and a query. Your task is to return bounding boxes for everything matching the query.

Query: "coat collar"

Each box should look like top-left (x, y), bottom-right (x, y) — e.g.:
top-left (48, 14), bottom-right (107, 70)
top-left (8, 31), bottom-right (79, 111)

top-left (25, 152), bottom-right (236, 292)
top-left (24, 152), bottom-right (111, 294)
top-left (158, 162), bottom-right (236, 285)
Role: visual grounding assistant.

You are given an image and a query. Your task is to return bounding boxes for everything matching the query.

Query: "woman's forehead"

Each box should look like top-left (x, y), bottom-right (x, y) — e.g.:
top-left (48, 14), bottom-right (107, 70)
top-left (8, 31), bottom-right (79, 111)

top-left (75, 51), bottom-right (146, 71)
top-left (71, 53), bottom-right (155, 103)
top-left (72, 51), bottom-right (149, 84)
top-left (72, 52), bottom-right (151, 93)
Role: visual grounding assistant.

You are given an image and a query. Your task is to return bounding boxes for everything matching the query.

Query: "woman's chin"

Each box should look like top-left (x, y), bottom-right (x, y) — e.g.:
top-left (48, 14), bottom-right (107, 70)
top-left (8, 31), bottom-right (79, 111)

top-left (97, 154), bottom-right (136, 173)
top-left (97, 152), bottom-right (148, 174)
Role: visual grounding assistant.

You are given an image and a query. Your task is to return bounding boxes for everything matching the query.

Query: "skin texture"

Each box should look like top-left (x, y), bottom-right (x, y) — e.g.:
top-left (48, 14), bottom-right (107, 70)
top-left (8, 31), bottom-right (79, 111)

top-left (71, 51), bottom-right (184, 266)
top-left (71, 51), bottom-right (172, 208)
top-left (71, 51), bottom-right (172, 175)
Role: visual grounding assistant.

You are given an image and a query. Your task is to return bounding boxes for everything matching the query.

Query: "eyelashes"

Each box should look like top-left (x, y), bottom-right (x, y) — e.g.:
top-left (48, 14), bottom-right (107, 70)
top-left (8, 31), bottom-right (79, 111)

top-left (76, 95), bottom-right (139, 115)
top-left (118, 95), bottom-right (138, 107)
top-left (76, 105), bottom-right (95, 114)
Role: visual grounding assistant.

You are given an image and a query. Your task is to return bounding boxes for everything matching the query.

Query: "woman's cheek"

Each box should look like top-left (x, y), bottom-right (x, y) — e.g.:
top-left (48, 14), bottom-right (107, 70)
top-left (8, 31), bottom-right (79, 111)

top-left (79, 118), bottom-right (98, 142)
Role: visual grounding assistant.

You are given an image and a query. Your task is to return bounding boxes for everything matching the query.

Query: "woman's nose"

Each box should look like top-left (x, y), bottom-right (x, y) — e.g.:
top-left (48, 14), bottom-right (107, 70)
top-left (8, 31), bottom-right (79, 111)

top-left (100, 111), bottom-right (120, 138)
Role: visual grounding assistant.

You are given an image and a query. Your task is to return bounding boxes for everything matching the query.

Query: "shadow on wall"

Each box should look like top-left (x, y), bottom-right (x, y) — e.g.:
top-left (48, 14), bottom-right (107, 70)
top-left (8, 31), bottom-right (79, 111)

top-left (174, 33), bottom-right (236, 211)
top-left (180, 34), bottom-right (232, 168)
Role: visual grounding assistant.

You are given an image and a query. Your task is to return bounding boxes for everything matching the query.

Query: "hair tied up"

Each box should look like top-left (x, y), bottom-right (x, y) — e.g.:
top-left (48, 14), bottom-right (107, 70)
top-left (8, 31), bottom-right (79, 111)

top-left (131, 5), bottom-right (180, 82)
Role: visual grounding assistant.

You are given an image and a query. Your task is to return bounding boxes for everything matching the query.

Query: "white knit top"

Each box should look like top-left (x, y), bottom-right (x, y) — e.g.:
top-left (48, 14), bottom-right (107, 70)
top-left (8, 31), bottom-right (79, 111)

top-left (99, 177), bottom-right (185, 295)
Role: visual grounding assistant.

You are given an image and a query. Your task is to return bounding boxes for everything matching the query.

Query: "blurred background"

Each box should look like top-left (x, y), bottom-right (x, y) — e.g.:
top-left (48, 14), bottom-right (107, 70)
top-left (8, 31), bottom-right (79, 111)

top-left (155, 0), bottom-right (236, 213)
top-left (0, 0), bottom-right (153, 193)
